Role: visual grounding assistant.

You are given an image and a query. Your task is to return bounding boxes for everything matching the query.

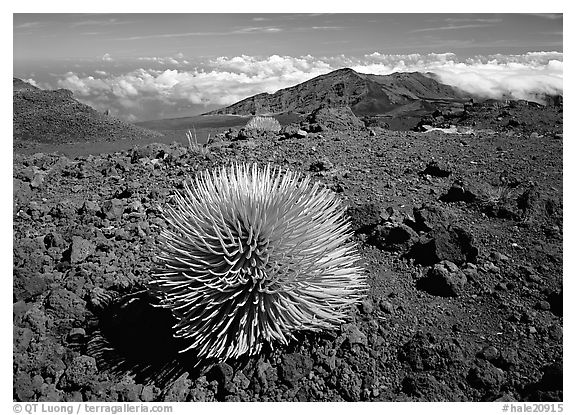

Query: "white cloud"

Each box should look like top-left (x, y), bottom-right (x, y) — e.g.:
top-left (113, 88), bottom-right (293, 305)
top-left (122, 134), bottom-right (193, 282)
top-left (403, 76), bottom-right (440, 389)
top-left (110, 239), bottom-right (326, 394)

top-left (23, 78), bottom-right (39, 87)
top-left (102, 53), bottom-right (113, 62)
top-left (50, 52), bottom-right (563, 121)
top-left (347, 52), bottom-right (563, 102)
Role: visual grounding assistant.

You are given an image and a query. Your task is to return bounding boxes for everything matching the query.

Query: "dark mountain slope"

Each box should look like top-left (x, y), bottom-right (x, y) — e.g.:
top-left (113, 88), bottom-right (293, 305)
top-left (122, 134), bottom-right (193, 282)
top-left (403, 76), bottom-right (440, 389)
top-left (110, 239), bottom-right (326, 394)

top-left (205, 68), bottom-right (469, 117)
top-left (13, 78), bottom-right (162, 145)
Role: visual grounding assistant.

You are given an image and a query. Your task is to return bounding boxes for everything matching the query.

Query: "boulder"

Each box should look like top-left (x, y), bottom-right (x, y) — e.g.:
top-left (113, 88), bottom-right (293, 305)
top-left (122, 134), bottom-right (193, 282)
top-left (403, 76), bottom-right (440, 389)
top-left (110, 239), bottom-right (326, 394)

top-left (416, 260), bottom-right (467, 297)
top-left (408, 226), bottom-right (478, 266)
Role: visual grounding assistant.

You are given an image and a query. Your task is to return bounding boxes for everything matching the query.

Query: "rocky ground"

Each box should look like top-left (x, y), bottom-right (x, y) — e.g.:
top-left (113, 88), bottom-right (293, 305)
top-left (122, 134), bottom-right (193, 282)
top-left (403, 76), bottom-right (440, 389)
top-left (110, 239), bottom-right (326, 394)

top-left (13, 78), bottom-right (162, 151)
top-left (13, 102), bottom-right (562, 402)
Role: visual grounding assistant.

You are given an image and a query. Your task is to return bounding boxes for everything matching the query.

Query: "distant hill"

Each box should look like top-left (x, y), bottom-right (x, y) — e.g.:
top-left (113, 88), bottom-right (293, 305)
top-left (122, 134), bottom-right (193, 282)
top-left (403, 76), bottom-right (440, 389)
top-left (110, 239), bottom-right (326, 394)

top-left (13, 78), bottom-right (162, 145)
top-left (205, 68), bottom-right (470, 117)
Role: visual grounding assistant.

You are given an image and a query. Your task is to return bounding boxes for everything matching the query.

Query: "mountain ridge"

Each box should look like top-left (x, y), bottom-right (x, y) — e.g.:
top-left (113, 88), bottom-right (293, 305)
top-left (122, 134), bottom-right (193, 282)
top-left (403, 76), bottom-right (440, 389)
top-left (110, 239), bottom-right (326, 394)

top-left (204, 68), bottom-right (470, 117)
top-left (13, 78), bottom-right (162, 146)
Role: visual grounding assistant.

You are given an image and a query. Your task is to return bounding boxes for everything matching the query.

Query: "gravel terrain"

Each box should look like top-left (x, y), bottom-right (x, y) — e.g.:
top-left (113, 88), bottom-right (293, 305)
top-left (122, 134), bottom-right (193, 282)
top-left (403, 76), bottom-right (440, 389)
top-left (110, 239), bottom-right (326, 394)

top-left (13, 100), bottom-right (562, 402)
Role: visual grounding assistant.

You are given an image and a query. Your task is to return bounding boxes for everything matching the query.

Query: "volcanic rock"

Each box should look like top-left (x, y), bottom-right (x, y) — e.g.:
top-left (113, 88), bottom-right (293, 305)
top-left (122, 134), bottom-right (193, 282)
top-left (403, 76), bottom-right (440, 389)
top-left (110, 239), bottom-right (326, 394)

top-left (417, 260), bottom-right (467, 297)
top-left (58, 355), bottom-right (98, 390)
top-left (342, 324), bottom-right (368, 346)
top-left (408, 225), bottom-right (478, 266)
top-left (13, 269), bottom-right (49, 301)
top-left (399, 332), bottom-right (464, 371)
top-left (101, 198), bottom-right (125, 220)
top-left (309, 157), bottom-right (334, 172)
top-left (347, 203), bottom-right (382, 233)
top-left (370, 223), bottom-right (419, 252)
top-left (45, 289), bottom-right (86, 320)
top-left (467, 360), bottom-right (506, 391)
top-left (280, 353), bottom-right (313, 386)
top-left (411, 204), bottom-right (453, 232)
top-left (281, 125), bottom-right (308, 139)
top-left (440, 181), bottom-right (479, 203)
top-left (69, 236), bottom-right (96, 264)
top-left (420, 160), bottom-right (452, 177)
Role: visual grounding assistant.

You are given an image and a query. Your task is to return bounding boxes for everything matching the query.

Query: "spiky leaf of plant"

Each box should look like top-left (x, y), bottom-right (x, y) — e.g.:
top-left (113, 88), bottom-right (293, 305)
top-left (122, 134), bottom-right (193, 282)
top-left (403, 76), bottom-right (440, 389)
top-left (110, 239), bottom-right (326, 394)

top-left (152, 163), bottom-right (366, 362)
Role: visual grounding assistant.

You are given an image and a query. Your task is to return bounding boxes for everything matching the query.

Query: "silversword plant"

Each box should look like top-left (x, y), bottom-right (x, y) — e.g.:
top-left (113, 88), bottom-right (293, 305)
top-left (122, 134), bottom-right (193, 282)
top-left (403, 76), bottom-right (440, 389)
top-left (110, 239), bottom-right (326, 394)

top-left (245, 116), bottom-right (282, 133)
top-left (152, 163), bottom-right (366, 362)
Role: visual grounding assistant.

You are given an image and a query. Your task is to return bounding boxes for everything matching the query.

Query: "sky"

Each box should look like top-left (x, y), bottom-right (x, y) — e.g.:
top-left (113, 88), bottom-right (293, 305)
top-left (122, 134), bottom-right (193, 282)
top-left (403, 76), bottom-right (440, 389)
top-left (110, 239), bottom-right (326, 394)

top-left (13, 12), bottom-right (563, 122)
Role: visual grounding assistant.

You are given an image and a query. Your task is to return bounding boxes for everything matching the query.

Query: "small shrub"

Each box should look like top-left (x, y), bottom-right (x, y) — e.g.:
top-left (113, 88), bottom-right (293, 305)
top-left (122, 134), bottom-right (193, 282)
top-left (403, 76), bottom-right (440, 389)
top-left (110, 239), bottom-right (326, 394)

top-left (245, 116), bottom-right (281, 133)
top-left (480, 185), bottom-right (514, 206)
top-left (185, 128), bottom-right (210, 157)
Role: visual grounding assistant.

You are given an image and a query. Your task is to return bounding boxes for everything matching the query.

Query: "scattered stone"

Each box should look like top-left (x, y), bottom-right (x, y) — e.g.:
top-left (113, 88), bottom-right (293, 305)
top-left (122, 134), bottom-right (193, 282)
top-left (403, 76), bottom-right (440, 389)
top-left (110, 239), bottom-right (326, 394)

top-left (224, 128), bottom-right (238, 140)
top-left (401, 373), bottom-right (458, 399)
top-left (548, 323), bottom-right (562, 341)
top-left (69, 236), bottom-right (96, 264)
top-left (360, 299), bottom-right (374, 314)
top-left (232, 371), bottom-right (250, 390)
top-left (207, 363), bottom-right (234, 392)
top-left (309, 158), bottom-right (333, 172)
top-left (67, 328), bottom-right (86, 343)
top-left (467, 360), bottom-right (506, 390)
top-left (30, 173), bottom-right (45, 189)
top-left (294, 129), bottom-right (308, 138)
top-left (399, 332), bottom-right (464, 371)
top-left (235, 128), bottom-right (253, 140)
top-left (411, 204), bottom-right (452, 232)
top-left (495, 282), bottom-right (508, 291)
top-left (370, 223), bottom-right (419, 252)
top-left (517, 186), bottom-right (543, 221)
top-left (483, 262), bottom-right (500, 273)
top-left (280, 125), bottom-right (307, 139)
top-left (342, 324), bottom-right (368, 346)
top-left (494, 393), bottom-right (517, 402)
top-left (536, 300), bottom-right (551, 311)
top-left (420, 160), bottom-right (452, 178)
top-left (380, 206), bottom-right (404, 223)
top-left (439, 181), bottom-right (479, 203)
top-left (280, 353), bottom-right (313, 386)
top-left (517, 265), bottom-right (541, 283)
top-left (13, 268), bottom-right (49, 301)
top-left (46, 288), bottom-right (86, 320)
top-left (14, 372), bottom-right (35, 401)
top-left (163, 374), bottom-right (192, 401)
top-left (255, 360), bottom-right (274, 391)
top-left (58, 355), bottom-right (98, 390)
top-left (379, 300), bottom-right (394, 314)
top-left (480, 346), bottom-right (500, 362)
top-left (44, 232), bottom-right (66, 249)
top-left (490, 252), bottom-right (509, 262)
top-left (417, 260), bottom-right (467, 297)
top-left (347, 203), bottom-right (381, 233)
top-left (101, 198), bottom-right (124, 220)
top-left (409, 226), bottom-right (478, 266)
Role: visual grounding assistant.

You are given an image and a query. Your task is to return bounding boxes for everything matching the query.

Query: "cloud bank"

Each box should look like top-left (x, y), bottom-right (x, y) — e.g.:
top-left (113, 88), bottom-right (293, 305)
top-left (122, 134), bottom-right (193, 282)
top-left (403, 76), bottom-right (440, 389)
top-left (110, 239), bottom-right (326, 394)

top-left (48, 52), bottom-right (562, 121)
